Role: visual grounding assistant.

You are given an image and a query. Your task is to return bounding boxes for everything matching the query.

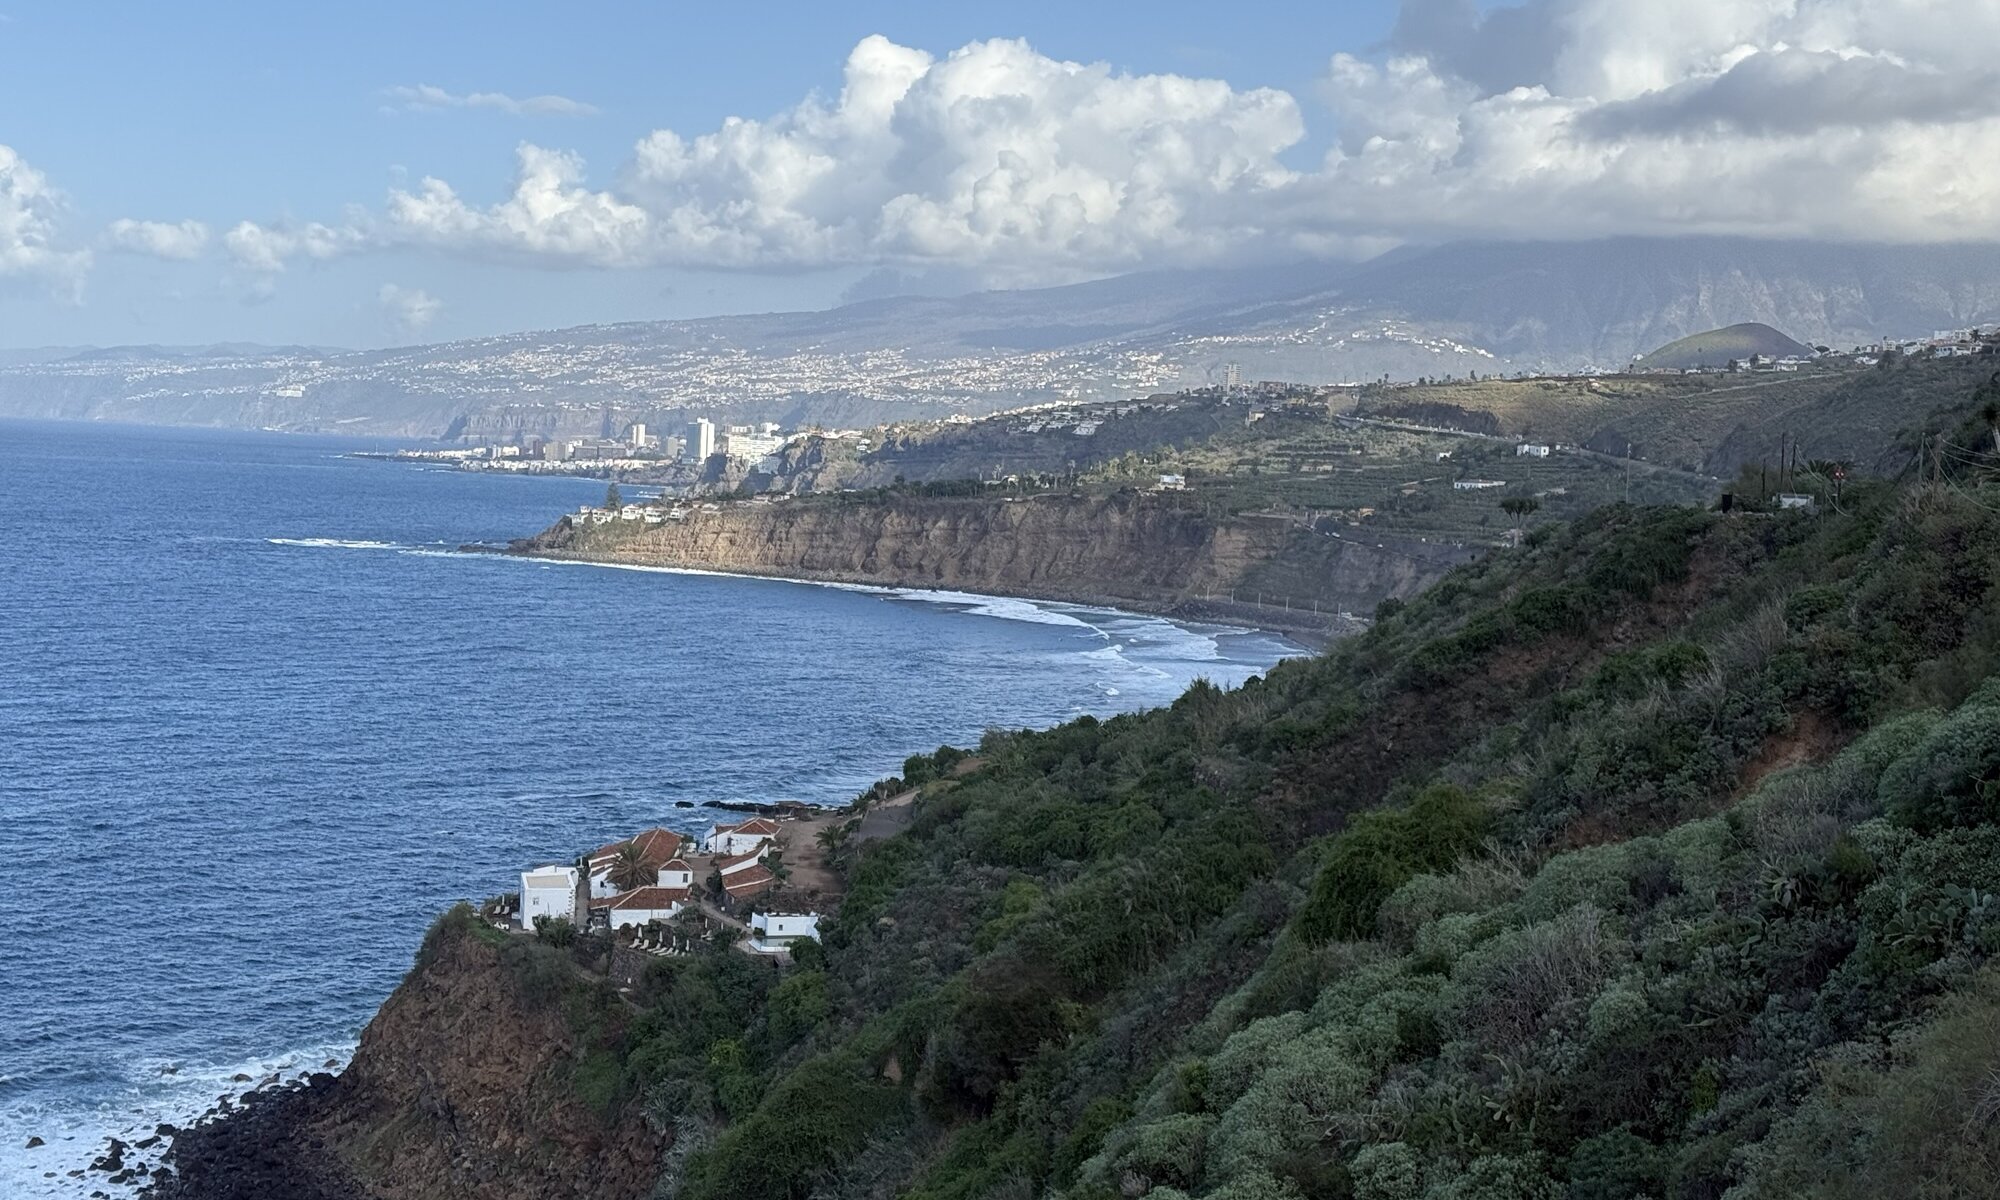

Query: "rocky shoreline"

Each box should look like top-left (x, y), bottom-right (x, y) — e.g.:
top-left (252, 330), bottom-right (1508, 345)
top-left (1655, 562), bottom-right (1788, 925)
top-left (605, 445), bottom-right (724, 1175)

top-left (138, 1075), bottom-right (361, 1200)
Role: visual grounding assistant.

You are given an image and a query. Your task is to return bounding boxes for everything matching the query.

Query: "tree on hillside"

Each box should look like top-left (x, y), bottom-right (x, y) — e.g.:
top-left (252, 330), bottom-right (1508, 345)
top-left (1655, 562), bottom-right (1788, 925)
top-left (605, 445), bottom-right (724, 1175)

top-left (1501, 497), bottom-right (1541, 518)
top-left (607, 842), bottom-right (654, 892)
top-left (604, 482), bottom-right (622, 508)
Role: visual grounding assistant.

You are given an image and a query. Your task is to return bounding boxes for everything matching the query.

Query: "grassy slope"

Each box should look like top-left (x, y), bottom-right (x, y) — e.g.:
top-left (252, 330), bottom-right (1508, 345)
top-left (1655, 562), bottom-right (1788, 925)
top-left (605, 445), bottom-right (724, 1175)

top-left (1356, 355), bottom-right (1998, 475)
top-left (568, 375), bottom-right (2000, 1200)
top-left (1634, 323), bottom-right (1814, 371)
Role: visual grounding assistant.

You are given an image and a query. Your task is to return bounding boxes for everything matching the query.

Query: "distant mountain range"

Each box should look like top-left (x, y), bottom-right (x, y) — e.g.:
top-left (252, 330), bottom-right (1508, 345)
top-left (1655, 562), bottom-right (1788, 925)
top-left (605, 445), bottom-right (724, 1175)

top-left (4, 237), bottom-right (1997, 439)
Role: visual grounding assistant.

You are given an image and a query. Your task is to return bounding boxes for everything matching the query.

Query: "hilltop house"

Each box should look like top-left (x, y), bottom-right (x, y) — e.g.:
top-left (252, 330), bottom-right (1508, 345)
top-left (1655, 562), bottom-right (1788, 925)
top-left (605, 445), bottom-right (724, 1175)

top-left (594, 886), bottom-right (691, 929)
top-left (587, 828), bottom-right (689, 897)
top-left (657, 856), bottom-right (695, 889)
top-left (749, 911), bottom-right (821, 952)
top-left (1516, 443), bottom-right (1552, 457)
top-left (519, 865), bottom-right (586, 931)
top-left (703, 817), bottom-right (779, 856)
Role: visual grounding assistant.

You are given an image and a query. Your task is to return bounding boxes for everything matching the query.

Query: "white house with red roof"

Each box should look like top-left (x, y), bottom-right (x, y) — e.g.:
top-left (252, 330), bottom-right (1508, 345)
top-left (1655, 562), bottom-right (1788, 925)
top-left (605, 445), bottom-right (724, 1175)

top-left (586, 827), bottom-right (689, 898)
top-left (593, 885), bottom-right (692, 929)
top-left (657, 856), bottom-right (694, 889)
top-left (702, 817), bottom-right (779, 856)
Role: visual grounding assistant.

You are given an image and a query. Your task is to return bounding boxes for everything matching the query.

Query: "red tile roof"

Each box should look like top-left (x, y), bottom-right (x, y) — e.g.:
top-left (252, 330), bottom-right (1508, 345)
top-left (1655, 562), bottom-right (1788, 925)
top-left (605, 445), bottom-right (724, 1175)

top-left (715, 817), bottom-right (779, 837)
top-left (588, 828), bottom-right (686, 871)
top-left (722, 866), bottom-right (775, 898)
top-left (602, 886), bottom-right (690, 911)
top-left (716, 843), bottom-right (771, 873)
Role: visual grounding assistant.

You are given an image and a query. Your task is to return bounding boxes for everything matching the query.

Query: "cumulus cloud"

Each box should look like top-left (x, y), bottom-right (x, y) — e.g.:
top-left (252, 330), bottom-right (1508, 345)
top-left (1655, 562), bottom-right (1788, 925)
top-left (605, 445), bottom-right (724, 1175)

top-left (1293, 0), bottom-right (2000, 244)
top-left (222, 11), bottom-right (2000, 283)
top-left (382, 84), bottom-right (599, 118)
top-left (104, 217), bottom-right (210, 259)
top-left (0, 143), bottom-right (89, 296)
top-left (378, 283), bottom-right (442, 334)
top-left (223, 219), bottom-right (367, 272)
top-left (373, 35), bottom-right (1303, 275)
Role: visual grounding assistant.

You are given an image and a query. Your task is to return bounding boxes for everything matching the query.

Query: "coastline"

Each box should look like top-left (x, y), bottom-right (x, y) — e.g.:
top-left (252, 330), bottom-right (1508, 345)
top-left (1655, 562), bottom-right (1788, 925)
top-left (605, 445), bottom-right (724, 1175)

top-left (474, 542), bottom-right (1347, 651)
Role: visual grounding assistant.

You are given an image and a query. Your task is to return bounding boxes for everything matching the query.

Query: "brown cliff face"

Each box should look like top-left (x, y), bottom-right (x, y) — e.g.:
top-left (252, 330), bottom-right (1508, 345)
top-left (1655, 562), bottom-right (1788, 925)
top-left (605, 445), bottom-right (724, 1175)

top-left (518, 492), bottom-right (1472, 628)
top-left (151, 914), bottom-right (660, 1200)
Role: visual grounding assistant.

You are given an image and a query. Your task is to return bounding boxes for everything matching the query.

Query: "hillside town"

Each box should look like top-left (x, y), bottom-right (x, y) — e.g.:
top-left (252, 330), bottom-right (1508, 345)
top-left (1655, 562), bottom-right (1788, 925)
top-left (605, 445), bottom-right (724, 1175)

top-left (500, 811), bottom-right (836, 960)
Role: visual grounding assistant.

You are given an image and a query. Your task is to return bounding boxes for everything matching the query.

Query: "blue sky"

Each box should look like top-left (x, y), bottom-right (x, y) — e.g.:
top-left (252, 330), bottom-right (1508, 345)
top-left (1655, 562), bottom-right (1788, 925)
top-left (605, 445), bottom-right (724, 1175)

top-left (0, 0), bottom-right (1992, 349)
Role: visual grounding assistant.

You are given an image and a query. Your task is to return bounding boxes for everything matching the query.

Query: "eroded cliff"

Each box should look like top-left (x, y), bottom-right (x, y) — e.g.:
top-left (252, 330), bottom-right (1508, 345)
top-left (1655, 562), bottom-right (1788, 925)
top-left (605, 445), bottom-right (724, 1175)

top-left (150, 911), bottom-right (660, 1200)
top-left (514, 492), bottom-right (1473, 631)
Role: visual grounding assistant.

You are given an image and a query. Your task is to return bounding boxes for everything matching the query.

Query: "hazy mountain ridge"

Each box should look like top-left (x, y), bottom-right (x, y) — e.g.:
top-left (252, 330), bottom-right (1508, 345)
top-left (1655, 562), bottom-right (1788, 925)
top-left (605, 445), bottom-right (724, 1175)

top-left (5, 238), bottom-right (1997, 439)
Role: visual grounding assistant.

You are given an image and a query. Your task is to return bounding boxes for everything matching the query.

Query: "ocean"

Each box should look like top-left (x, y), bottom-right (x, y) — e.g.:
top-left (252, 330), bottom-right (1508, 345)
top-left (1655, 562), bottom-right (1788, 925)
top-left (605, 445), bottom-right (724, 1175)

top-left (0, 419), bottom-right (1300, 1196)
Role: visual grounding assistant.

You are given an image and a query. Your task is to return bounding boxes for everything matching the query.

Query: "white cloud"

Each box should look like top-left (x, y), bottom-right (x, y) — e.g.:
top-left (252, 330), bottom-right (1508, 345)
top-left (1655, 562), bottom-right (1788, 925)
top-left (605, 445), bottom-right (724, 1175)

top-left (223, 219), bottom-right (367, 272)
top-left (223, 12), bottom-right (2000, 284)
top-left (374, 36), bottom-right (1304, 276)
top-left (0, 143), bottom-right (89, 297)
top-left (104, 217), bottom-right (210, 260)
top-left (1307, 0), bottom-right (2000, 244)
top-left (382, 84), bottom-right (599, 118)
top-left (377, 283), bottom-right (441, 335)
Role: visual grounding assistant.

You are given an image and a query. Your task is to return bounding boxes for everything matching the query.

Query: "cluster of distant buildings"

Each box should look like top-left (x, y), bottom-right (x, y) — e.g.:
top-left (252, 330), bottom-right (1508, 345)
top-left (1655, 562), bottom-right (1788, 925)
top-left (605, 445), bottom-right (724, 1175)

top-left (515, 816), bottom-right (819, 955)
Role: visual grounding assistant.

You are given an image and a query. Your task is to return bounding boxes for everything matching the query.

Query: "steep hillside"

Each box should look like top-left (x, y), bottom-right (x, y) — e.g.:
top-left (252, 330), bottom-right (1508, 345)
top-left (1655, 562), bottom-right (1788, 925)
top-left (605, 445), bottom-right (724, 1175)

top-left (150, 912), bottom-right (660, 1200)
top-left (154, 371), bottom-right (2000, 1200)
top-left (1634, 323), bottom-right (1813, 370)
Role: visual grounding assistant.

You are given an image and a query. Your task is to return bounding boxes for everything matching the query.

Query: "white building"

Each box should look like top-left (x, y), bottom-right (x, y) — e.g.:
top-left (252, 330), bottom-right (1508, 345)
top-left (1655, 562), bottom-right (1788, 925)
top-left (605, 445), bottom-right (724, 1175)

top-left (598, 886), bottom-right (690, 929)
top-left (1157, 473), bottom-right (1186, 491)
top-left (1776, 493), bottom-right (1818, 512)
top-left (1516, 443), bottom-right (1552, 458)
top-left (685, 418), bottom-right (716, 461)
top-left (723, 427), bottom-right (786, 462)
top-left (519, 865), bottom-right (586, 931)
top-left (629, 423), bottom-right (650, 451)
top-left (703, 817), bottom-right (779, 856)
top-left (657, 857), bottom-right (695, 890)
top-left (587, 828), bottom-right (689, 898)
top-left (749, 911), bottom-right (821, 952)
top-left (1453, 479), bottom-right (1507, 491)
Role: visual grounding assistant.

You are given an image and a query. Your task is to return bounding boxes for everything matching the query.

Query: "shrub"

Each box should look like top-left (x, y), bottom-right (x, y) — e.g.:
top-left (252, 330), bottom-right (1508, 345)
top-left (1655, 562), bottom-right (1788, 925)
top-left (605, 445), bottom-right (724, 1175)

top-left (1351, 1142), bottom-right (1423, 1200)
top-left (1296, 786), bottom-right (1490, 943)
top-left (1448, 905), bottom-right (1621, 1051)
top-left (1564, 1128), bottom-right (1664, 1200)
top-left (1878, 684), bottom-right (2000, 831)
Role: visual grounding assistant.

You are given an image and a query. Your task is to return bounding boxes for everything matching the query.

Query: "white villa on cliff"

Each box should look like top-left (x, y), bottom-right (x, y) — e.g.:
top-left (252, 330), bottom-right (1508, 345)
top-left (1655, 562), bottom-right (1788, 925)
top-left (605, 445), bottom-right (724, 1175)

top-left (519, 865), bottom-right (587, 929)
top-left (586, 828), bottom-right (690, 897)
top-left (704, 816), bottom-right (779, 856)
top-left (595, 885), bottom-right (691, 929)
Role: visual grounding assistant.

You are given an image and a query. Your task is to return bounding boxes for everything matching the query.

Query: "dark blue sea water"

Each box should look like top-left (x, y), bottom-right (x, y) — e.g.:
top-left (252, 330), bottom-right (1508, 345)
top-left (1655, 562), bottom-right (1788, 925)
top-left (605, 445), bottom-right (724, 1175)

top-left (0, 418), bottom-right (1299, 1195)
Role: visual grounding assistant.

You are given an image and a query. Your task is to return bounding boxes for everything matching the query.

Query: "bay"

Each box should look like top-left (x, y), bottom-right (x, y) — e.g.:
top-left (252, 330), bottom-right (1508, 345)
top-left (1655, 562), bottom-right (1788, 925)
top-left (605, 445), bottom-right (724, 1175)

top-left (0, 418), bottom-right (1298, 1195)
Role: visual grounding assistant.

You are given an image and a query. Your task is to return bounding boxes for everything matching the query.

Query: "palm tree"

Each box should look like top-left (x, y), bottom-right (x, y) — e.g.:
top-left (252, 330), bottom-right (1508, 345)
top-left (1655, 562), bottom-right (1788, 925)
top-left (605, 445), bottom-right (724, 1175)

top-left (606, 842), bottom-right (654, 892)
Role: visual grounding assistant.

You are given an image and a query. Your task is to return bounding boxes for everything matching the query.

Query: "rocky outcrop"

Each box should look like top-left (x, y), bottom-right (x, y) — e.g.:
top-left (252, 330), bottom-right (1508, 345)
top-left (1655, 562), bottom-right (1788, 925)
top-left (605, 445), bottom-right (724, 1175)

top-left (148, 913), bottom-right (660, 1200)
top-left (514, 492), bottom-right (1474, 631)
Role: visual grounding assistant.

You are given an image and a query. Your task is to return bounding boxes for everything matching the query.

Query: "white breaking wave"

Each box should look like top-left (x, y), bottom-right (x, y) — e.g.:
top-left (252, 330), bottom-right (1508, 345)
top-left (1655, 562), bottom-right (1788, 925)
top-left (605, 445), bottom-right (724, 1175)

top-left (885, 588), bottom-right (1098, 631)
top-left (0, 1039), bottom-right (356, 1200)
top-left (265, 537), bottom-right (402, 551)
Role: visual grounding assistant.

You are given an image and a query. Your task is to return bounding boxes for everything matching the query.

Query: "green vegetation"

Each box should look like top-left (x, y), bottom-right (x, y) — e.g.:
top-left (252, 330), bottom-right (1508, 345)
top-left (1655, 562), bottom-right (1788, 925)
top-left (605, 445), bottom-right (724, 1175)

top-left (1633, 322), bottom-right (1813, 371)
top-left (494, 372), bottom-right (2000, 1199)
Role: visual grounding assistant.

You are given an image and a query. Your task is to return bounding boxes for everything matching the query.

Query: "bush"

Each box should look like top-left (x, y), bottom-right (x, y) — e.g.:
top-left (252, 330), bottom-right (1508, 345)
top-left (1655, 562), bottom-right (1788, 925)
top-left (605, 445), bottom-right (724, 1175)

top-left (1296, 785), bottom-right (1491, 943)
top-left (1878, 684), bottom-right (2000, 831)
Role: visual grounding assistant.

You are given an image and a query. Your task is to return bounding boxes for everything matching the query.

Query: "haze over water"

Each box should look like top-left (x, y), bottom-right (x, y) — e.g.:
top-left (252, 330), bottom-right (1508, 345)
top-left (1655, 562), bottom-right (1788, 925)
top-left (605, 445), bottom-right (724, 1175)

top-left (0, 419), bottom-right (1298, 1196)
